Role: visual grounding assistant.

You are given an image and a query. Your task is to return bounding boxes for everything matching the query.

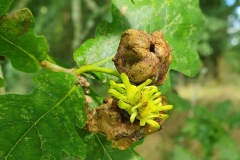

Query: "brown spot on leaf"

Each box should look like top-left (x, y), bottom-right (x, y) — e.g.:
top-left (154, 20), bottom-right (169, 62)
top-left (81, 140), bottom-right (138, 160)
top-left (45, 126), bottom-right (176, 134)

top-left (113, 29), bottom-right (172, 85)
top-left (0, 9), bottom-right (33, 36)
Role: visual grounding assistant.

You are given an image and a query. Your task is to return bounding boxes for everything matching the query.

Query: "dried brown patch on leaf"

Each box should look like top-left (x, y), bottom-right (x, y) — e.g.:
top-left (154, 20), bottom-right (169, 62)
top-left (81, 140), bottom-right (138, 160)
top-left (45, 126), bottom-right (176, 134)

top-left (113, 29), bottom-right (172, 85)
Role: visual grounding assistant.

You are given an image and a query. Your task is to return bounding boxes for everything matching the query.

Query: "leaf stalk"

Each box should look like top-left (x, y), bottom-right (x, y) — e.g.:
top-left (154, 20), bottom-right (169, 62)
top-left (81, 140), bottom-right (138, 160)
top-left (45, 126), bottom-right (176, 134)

top-left (40, 60), bottom-right (120, 77)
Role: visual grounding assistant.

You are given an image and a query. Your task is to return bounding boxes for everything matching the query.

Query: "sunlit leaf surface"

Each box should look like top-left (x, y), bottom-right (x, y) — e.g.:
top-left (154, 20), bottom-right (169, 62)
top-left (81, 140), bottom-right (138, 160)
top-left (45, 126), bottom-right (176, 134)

top-left (0, 8), bottom-right (48, 73)
top-left (74, 0), bottom-right (204, 77)
top-left (79, 130), bottom-right (143, 160)
top-left (0, 72), bottom-right (86, 159)
top-left (0, 0), bottom-right (13, 15)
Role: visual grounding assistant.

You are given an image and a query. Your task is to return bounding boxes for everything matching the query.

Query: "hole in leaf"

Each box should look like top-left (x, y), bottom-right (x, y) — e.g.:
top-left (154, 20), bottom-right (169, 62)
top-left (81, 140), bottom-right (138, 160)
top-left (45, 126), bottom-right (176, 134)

top-left (149, 44), bottom-right (155, 53)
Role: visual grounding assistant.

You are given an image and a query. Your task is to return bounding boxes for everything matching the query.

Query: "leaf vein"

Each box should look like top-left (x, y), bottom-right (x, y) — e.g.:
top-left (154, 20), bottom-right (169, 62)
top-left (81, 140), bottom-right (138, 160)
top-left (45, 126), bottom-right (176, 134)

top-left (0, 34), bottom-right (39, 66)
top-left (95, 134), bottom-right (112, 160)
top-left (4, 84), bottom-right (77, 159)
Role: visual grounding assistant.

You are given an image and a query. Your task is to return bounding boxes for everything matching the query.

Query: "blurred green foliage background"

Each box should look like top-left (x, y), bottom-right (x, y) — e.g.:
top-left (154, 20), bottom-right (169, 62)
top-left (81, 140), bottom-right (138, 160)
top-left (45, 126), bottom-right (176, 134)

top-left (1, 0), bottom-right (240, 159)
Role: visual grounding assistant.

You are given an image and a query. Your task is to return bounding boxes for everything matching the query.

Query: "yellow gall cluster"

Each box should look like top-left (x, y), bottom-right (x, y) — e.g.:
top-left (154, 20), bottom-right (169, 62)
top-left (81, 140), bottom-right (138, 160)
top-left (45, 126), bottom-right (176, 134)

top-left (108, 73), bottom-right (173, 129)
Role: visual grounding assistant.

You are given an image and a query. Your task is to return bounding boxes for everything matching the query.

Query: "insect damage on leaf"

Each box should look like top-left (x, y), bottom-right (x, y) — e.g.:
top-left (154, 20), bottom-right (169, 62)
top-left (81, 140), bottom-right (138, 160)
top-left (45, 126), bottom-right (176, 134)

top-left (113, 29), bottom-right (172, 86)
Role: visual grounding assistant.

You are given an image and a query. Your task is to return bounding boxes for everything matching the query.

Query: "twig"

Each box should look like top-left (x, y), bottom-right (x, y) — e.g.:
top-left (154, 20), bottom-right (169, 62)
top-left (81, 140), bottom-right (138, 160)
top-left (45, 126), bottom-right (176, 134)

top-left (40, 60), bottom-right (74, 74)
top-left (75, 65), bottom-right (120, 77)
top-left (40, 60), bottom-right (120, 77)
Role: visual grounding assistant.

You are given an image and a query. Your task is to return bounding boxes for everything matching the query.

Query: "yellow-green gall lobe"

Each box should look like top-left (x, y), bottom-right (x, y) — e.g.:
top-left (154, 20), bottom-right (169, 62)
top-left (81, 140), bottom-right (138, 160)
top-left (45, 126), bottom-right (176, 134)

top-left (108, 73), bottom-right (173, 129)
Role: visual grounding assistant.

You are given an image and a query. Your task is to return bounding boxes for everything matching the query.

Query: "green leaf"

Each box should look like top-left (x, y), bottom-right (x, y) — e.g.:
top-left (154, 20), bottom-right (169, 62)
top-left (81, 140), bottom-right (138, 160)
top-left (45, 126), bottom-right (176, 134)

top-left (0, 72), bottom-right (86, 159)
top-left (213, 100), bottom-right (232, 121)
top-left (214, 136), bottom-right (240, 160)
top-left (0, 8), bottom-right (48, 73)
top-left (73, 3), bottom-right (134, 76)
top-left (85, 76), bottom-right (109, 110)
top-left (0, 0), bottom-right (14, 15)
top-left (0, 77), bottom-right (4, 87)
top-left (79, 130), bottom-right (143, 160)
top-left (229, 112), bottom-right (240, 129)
top-left (159, 74), bottom-right (171, 94)
top-left (167, 93), bottom-right (191, 111)
top-left (88, 86), bottom-right (104, 110)
top-left (74, 0), bottom-right (204, 77)
top-left (172, 145), bottom-right (197, 160)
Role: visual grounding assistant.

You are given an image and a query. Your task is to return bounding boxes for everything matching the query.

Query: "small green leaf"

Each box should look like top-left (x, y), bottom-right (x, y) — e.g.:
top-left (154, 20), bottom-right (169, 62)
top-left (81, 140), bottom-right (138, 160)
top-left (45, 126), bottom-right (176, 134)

top-left (214, 136), bottom-right (240, 160)
top-left (88, 86), bottom-right (104, 109)
top-left (74, 0), bottom-right (204, 77)
top-left (0, 8), bottom-right (48, 73)
top-left (167, 93), bottom-right (191, 111)
top-left (0, 77), bottom-right (4, 87)
top-left (0, 0), bottom-right (14, 15)
top-left (214, 100), bottom-right (232, 121)
top-left (0, 72), bottom-right (86, 159)
top-left (229, 112), bottom-right (240, 129)
top-left (159, 74), bottom-right (171, 94)
top-left (79, 130), bottom-right (143, 160)
top-left (172, 145), bottom-right (197, 160)
top-left (73, 5), bottom-right (130, 70)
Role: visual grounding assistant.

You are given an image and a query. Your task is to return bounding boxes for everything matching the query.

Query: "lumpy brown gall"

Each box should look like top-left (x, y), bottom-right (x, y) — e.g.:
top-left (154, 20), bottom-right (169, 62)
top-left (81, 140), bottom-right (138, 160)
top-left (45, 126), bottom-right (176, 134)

top-left (113, 29), bottom-right (172, 85)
